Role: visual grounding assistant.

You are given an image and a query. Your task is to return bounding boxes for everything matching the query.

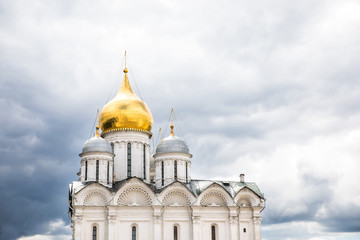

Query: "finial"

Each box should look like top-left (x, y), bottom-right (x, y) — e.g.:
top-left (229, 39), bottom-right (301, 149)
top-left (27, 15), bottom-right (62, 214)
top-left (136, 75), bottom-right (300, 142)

top-left (170, 108), bottom-right (174, 136)
top-left (123, 51), bottom-right (128, 73)
top-left (159, 128), bottom-right (162, 141)
top-left (96, 109), bottom-right (100, 137)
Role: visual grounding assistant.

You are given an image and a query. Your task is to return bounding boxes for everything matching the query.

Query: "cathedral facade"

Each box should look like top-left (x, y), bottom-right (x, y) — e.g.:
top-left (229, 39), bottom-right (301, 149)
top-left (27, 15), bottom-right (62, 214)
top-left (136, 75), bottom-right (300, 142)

top-left (68, 66), bottom-right (265, 240)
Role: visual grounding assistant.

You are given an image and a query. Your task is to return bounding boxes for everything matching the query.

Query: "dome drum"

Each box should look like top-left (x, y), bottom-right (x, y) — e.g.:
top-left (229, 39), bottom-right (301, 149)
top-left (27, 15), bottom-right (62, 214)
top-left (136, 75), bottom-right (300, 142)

top-left (155, 135), bottom-right (191, 155)
top-left (80, 136), bottom-right (113, 155)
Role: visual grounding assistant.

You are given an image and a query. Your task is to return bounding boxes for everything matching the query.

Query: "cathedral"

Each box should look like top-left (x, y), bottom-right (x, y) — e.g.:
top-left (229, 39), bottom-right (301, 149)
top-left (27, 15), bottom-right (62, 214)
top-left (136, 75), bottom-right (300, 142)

top-left (68, 63), bottom-right (266, 240)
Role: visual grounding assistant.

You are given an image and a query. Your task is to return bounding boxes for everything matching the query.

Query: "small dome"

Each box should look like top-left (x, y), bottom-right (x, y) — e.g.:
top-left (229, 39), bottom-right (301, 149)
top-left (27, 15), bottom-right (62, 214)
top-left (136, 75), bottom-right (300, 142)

top-left (156, 135), bottom-right (190, 154)
top-left (82, 136), bottom-right (112, 154)
top-left (99, 69), bottom-right (153, 135)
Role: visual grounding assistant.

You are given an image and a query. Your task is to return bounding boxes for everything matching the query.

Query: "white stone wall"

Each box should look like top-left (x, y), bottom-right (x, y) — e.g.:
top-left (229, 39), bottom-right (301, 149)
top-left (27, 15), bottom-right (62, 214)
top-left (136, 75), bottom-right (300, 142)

top-left (80, 152), bottom-right (114, 186)
top-left (103, 131), bottom-right (151, 182)
top-left (71, 179), bottom-right (264, 240)
top-left (154, 152), bottom-right (192, 188)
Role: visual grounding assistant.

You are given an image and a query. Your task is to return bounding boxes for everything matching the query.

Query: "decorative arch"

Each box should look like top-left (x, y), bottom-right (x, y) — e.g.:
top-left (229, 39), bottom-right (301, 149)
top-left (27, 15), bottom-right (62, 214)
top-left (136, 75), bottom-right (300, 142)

top-left (84, 191), bottom-right (107, 206)
top-left (200, 192), bottom-right (227, 206)
top-left (114, 178), bottom-right (159, 205)
top-left (195, 182), bottom-right (234, 206)
top-left (163, 191), bottom-right (191, 206)
top-left (158, 182), bottom-right (196, 206)
top-left (74, 183), bottom-right (112, 206)
top-left (117, 187), bottom-right (152, 206)
top-left (234, 187), bottom-right (260, 207)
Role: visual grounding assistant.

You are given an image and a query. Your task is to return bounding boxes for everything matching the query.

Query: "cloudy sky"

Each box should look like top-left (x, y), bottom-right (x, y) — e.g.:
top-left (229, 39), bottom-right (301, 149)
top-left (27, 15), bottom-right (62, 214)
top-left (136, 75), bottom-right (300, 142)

top-left (1, 0), bottom-right (360, 239)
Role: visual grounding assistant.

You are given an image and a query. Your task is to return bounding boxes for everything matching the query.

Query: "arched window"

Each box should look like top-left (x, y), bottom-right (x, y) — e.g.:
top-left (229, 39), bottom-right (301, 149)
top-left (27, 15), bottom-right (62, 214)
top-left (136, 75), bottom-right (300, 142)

top-left (85, 161), bottom-right (88, 181)
top-left (132, 225), bottom-right (137, 240)
top-left (92, 226), bottom-right (97, 240)
top-left (143, 144), bottom-right (146, 179)
top-left (185, 162), bottom-right (188, 182)
top-left (174, 225), bottom-right (179, 240)
top-left (211, 225), bottom-right (216, 240)
top-left (111, 142), bottom-right (114, 153)
top-left (174, 160), bottom-right (177, 180)
top-left (161, 161), bottom-right (164, 186)
top-left (96, 160), bottom-right (99, 181)
top-left (107, 161), bottom-right (110, 184)
top-left (127, 143), bottom-right (131, 178)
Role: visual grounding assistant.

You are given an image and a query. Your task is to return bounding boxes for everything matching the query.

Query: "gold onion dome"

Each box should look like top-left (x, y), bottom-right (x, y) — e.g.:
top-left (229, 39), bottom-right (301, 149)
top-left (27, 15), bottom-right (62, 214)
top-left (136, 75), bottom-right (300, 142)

top-left (99, 68), bottom-right (153, 135)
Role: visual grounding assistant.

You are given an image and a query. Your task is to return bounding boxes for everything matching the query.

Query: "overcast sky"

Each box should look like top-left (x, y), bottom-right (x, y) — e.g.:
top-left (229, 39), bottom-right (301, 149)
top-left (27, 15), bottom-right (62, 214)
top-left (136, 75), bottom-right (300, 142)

top-left (1, 0), bottom-right (360, 239)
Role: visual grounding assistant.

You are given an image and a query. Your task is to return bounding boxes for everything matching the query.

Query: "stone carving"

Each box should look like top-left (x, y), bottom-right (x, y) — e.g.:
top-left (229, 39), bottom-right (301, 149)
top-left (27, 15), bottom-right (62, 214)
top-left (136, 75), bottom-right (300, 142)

top-left (237, 198), bottom-right (252, 207)
top-left (153, 216), bottom-right (162, 224)
top-left (192, 216), bottom-right (200, 223)
top-left (74, 216), bottom-right (83, 224)
top-left (200, 192), bottom-right (227, 206)
top-left (108, 215), bottom-right (117, 224)
top-left (162, 191), bottom-right (191, 206)
top-left (229, 216), bottom-right (238, 224)
top-left (253, 217), bottom-right (262, 224)
top-left (117, 187), bottom-right (152, 206)
top-left (83, 192), bottom-right (107, 206)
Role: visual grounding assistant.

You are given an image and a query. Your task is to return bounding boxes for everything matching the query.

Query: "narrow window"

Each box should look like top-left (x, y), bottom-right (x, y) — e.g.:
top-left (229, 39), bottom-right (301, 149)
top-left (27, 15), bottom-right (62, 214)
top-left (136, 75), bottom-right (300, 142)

top-left (92, 226), bottom-right (97, 240)
top-left (185, 162), bottom-right (188, 182)
top-left (174, 225), bottom-right (178, 240)
top-left (174, 160), bottom-right (177, 180)
top-left (132, 226), bottom-right (136, 240)
top-left (143, 144), bottom-right (146, 179)
top-left (127, 143), bottom-right (131, 178)
top-left (111, 142), bottom-right (114, 153)
top-left (107, 161), bottom-right (110, 184)
top-left (85, 161), bottom-right (88, 181)
top-left (243, 228), bottom-right (246, 233)
top-left (211, 225), bottom-right (216, 240)
top-left (96, 160), bottom-right (99, 181)
top-left (161, 161), bottom-right (164, 186)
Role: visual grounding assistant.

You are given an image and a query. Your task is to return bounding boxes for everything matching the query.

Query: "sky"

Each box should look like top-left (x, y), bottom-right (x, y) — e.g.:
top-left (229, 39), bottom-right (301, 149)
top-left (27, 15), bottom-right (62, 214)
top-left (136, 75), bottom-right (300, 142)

top-left (0, 0), bottom-right (360, 239)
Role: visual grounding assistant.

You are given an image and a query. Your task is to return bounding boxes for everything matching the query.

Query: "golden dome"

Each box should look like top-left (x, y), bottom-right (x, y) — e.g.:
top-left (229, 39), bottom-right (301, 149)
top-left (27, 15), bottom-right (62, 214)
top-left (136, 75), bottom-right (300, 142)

top-left (99, 68), bottom-right (153, 135)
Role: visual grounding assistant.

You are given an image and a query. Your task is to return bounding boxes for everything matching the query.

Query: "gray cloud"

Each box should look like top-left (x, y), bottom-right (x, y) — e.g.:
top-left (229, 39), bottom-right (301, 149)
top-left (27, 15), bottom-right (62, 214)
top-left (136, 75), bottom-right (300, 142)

top-left (1, 0), bottom-right (360, 239)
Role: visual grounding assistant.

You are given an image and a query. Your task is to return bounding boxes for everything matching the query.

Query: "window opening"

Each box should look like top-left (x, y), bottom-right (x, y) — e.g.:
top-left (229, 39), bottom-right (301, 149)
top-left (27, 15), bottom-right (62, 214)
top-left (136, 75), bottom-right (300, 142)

top-left (85, 161), bottom-right (88, 181)
top-left (96, 160), bottom-right (99, 181)
top-left (174, 160), bottom-right (177, 180)
top-left (243, 228), bottom-right (246, 233)
top-left (92, 226), bottom-right (97, 240)
top-left (186, 162), bottom-right (188, 182)
top-left (107, 161), bottom-right (110, 184)
top-left (174, 225), bottom-right (178, 240)
top-left (127, 143), bottom-right (131, 177)
top-left (161, 161), bottom-right (164, 186)
top-left (132, 226), bottom-right (136, 240)
top-left (143, 144), bottom-right (146, 179)
top-left (211, 225), bottom-right (216, 240)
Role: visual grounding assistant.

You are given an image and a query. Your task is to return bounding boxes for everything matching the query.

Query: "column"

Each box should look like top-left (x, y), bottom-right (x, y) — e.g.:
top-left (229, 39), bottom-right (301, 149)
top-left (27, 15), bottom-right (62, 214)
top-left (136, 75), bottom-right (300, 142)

top-left (107, 215), bottom-right (116, 240)
top-left (192, 216), bottom-right (200, 240)
top-left (253, 217), bottom-right (262, 240)
top-left (153, 206), bottom-right (163, 240)
top-left (230, 216), bottom-right (239, 240)
top-left (73, 216), bottom-right (82, 240)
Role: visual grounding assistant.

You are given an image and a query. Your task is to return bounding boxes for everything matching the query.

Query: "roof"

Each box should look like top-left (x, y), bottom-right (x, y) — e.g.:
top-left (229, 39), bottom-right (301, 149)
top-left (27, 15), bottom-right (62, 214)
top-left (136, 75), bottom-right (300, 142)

top-left (70, 178), bottom-right (264, 199)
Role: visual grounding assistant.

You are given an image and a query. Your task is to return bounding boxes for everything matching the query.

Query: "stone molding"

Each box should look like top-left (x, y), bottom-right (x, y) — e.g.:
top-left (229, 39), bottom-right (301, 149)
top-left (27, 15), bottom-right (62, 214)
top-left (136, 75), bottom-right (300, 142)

top-left (200, 191), bottom-right (228, 206)
top-left (117, 187), bottom-right (152, 206)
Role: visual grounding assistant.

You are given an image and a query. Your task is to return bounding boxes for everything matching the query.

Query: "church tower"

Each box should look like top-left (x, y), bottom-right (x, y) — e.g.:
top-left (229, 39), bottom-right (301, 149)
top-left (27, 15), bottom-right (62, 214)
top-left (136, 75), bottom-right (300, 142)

top-left (99, 65), bottom-right (152, 183)
top-left (69, 58), bottom-right (265, 240)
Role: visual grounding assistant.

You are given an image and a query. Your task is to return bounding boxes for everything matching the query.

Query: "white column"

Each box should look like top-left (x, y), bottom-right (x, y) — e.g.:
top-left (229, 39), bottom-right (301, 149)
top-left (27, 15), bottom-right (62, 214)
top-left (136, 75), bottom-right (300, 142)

top-left (73, 216), bottom-right (82, 240)
top-left (145, 144), bottom-right (150, 182)
top-left (253, 217), bottom-right (262, 240)
top-left (164, 159), bottom-right (174, 185)
top-left (192, 216), bottom-right (200, 240)
top-left (153, 206), bottom-right (163, 240)
top-left (230, 216), bottom-right (239, 240)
